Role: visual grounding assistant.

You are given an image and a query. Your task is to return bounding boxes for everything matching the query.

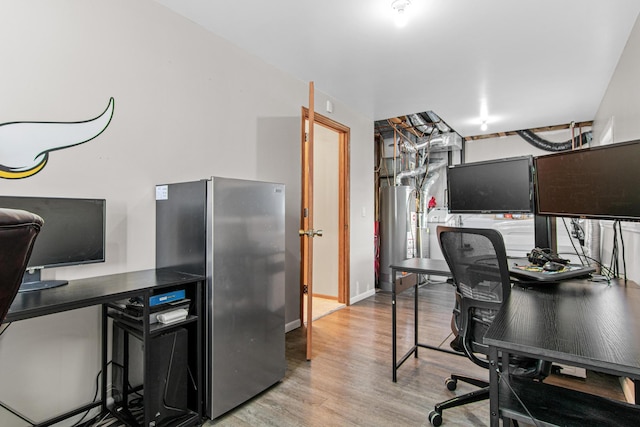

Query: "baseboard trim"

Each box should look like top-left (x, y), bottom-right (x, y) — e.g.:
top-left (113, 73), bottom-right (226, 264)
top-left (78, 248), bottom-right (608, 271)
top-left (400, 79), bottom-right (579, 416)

top-left (285, 319), bottom-right (301, 333)
top-left (350, 288), bottom-right (376, 305)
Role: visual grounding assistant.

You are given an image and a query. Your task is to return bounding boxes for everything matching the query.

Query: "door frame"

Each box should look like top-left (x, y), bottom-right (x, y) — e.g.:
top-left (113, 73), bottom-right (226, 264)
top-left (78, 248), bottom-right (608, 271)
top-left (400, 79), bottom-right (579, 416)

top-left (300, 106), bottom-right (351, 353)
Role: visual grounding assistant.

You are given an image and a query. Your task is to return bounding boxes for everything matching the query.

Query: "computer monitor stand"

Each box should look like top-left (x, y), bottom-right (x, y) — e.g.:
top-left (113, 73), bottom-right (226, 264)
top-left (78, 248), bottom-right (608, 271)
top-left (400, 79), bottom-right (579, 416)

top-left (19, 269), bottom-right (68, 293)
top-left (534, 215), bottom-right (557, 254)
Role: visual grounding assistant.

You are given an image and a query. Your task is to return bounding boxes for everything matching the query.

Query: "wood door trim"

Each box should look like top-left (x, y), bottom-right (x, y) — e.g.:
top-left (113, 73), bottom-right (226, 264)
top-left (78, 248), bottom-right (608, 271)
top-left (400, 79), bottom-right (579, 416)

top-left (302, 107), bottom-right (351, 305)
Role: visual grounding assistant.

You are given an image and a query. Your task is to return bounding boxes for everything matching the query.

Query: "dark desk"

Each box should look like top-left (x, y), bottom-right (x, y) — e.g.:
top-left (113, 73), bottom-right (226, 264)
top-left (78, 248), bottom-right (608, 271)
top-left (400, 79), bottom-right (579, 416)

top-left (6, 268), bottom-right (201, 322)
top-left (389, 258), bottom-right (458, 382)
top-left (485, 278), bottom-right (640, 426)
top-left (3, 268), bottom-right (204, 427)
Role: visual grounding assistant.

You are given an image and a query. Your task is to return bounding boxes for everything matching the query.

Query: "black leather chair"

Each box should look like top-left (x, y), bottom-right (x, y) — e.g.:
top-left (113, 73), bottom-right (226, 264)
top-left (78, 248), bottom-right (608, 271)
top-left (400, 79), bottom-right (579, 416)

top-left (0, 208), bottom-right (43, 323)
top-left (428, 226), bottom-right (550, 427)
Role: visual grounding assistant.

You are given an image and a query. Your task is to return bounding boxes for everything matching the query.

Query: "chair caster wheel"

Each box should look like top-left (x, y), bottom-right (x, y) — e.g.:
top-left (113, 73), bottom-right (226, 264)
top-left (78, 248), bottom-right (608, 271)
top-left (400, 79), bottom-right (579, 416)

top-left (445, 377), bottom-right (457, 391)
top-left (428, 410), bottom-right (443, 426)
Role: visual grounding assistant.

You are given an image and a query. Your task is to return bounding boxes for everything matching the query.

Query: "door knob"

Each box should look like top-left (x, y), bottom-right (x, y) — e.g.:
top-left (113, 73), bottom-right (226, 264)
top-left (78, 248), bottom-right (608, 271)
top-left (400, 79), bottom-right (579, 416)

top-left (299, 229), bottom-right (324, 237)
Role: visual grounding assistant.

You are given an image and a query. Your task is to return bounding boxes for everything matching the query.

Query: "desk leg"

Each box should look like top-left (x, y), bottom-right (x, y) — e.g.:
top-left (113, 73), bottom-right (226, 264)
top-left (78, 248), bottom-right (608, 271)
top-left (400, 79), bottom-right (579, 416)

top-left (488, 346), bottom-right (499, 427)
top-left (101, 305), bottom-right (108, 413)
top-left (392, 268), bottom-right (397, 382)
top-left (413, 275), bottom-right (419, 359)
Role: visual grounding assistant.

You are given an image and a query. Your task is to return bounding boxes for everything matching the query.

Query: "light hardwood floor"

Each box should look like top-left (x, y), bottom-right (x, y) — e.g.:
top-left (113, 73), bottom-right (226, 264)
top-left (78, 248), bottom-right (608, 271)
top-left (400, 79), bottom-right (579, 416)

top-left (205, 279), bottom-right (625, 426)
top-left (304, 295), bottom-right (346, 322)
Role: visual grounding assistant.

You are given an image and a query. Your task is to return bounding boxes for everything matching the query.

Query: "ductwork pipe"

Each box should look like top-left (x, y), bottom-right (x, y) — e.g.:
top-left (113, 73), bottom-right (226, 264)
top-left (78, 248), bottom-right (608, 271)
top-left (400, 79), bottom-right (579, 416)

top-left (516, 129), bottom-right (592, 152)
top-left (395, 158), bottom-right (447, 185)
top-left (401, 133), bottom-right (462, 153)
top-left (402, 136), bottom-right (443, 153)
top-left (395, 164), bottom-right (427, 185)
top-left (406, 113), bottom-right (434, 135)
top-left (426, 111), bottom-right (450, 133)
top-left (421, 171), bottom-right (440, 194)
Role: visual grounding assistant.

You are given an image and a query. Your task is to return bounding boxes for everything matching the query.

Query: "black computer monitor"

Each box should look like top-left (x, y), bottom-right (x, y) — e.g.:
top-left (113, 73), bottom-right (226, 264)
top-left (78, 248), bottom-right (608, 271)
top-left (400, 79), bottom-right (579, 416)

top-left (0, 195), bottom-right (106, 292)
top-left (534, 140), bottom-right (640, 221)
top-left (447, 156), bottom-right (534, 214)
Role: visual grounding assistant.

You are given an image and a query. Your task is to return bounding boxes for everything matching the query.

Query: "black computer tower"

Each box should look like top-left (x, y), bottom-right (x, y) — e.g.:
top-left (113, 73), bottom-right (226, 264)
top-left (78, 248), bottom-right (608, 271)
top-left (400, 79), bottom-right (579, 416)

top-left (112, 325), bottom-right (189, 426)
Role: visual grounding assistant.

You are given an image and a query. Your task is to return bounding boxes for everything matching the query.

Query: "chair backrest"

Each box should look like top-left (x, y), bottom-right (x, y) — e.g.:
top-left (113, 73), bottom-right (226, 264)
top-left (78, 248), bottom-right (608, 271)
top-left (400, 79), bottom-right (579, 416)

top-left (0, 208), bottom-right (43, 322)
top-left (437, 226), bottom-right (511, 369)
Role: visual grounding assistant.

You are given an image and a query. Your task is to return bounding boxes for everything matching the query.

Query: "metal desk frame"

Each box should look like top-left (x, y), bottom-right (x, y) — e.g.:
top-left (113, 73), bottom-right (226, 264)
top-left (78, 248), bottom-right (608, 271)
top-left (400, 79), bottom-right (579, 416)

top-left (389, 257), bottom-right (463, 382)
top-left (485, 278), bottom-right (640, 426)
top-left (2, 268), bottom-right (204, 427)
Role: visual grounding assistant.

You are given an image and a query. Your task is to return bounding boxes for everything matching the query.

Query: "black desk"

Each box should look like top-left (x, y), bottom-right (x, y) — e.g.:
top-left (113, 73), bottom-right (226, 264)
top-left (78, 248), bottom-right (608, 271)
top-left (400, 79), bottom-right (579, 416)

top-left (484, 278), bottom-right (640, 426)
top-left (389, 258), bottom-right (460, 382)
top-left (3, 268), bottom-right (204, 427)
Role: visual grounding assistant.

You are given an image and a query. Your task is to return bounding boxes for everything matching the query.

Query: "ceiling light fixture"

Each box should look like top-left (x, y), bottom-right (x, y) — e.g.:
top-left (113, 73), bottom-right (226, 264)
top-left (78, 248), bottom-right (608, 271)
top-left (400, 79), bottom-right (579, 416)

top-left (392, 0), bottom-right (411, 28)
top-left (479, 99), bottom-right (489, 132)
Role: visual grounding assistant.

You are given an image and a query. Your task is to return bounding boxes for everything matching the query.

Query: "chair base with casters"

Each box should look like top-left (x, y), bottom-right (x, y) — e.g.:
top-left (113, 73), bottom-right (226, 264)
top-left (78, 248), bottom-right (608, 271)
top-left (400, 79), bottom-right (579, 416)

top-left (427, 361), bottom-right (548, 426)
top-left (428, 374), bottom-right (489, 427)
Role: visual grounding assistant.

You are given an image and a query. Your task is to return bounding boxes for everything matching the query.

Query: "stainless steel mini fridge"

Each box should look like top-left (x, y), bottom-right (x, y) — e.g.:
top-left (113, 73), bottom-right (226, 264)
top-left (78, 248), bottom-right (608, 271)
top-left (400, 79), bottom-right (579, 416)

top-left (155, 177), bottom-right (286, 419)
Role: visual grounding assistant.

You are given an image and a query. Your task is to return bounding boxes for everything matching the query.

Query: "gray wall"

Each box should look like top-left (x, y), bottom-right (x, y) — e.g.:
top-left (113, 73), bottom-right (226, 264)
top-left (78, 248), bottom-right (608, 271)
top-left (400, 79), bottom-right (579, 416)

top-left (0, 1), bottom-right (374, 421)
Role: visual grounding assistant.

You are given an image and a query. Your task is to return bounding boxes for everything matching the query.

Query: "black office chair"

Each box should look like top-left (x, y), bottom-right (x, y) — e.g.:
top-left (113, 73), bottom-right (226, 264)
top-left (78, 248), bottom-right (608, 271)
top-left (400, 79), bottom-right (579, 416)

top-left (428, 226), bottom-right (550, 427)
top-left (0, 208), bottom-right (43, 322)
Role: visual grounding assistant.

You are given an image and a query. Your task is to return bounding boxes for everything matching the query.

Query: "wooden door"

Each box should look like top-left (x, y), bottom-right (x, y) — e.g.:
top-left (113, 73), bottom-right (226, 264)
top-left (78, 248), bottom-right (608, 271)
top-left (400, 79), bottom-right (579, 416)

top-left (300, 82), bottom-right (316, 360)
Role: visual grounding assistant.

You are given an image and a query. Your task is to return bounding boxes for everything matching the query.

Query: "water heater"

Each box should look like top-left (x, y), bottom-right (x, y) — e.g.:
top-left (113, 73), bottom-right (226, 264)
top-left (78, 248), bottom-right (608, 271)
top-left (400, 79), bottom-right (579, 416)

top-left (379, 185), bottom-right (418, 291)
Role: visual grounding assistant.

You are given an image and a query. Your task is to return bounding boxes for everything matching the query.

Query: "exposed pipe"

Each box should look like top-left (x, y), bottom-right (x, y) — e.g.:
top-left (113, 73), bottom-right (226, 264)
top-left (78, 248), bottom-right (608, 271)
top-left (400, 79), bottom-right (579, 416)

top-left (400, 133), bottom-right (462, 153)
top-left (516, 129), bottom-right (591, 152)
top-left (425, 111), bottom-right (450, 133)
top-left (420, 170), bottom-right (441, 194)
top-left (406, 113), bottom-right (434, 135)
top-left (393, 128), bottom-right (397, 184)
top-left (395, 158), bottom-right (447, 185)
top-left (401, 135), bottom-right (443, 153)
top-left (395, 163), bottom-right (427, 185)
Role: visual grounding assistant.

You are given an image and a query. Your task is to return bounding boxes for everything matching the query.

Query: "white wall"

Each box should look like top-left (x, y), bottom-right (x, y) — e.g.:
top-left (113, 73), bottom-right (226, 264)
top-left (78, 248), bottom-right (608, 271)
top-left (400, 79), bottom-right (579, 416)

top-left (0, 1), bottom-right (374, 421)
top-left (313, 124), bottom-right (339, 298)
top-left (592, 13), bottom-right (640, 284)
top-left (593, 14), bottom-right (640, 144)
top-left (465, 133), bottom-right (549, 162)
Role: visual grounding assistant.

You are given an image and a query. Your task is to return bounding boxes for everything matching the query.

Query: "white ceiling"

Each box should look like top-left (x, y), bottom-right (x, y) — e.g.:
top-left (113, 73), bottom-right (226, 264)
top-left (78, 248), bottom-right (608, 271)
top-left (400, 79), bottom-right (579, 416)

top-left (154, 0), bottom-right (640, 137)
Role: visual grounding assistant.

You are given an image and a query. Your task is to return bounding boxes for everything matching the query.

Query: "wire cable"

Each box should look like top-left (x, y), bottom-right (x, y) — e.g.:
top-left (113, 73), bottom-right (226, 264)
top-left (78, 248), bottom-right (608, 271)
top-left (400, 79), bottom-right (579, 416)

top-left (496, 369), bottom-right (543, 427)
top-left (560, 218), bottom-right (590, 266)
top-left (579, 254), bottom-right (614, 282)
top-left (609, 222), bottom-right (619, 278)
top-left (617, 220), bottom-right (628, 284)
top-left (560, 218), bottom-right (588, 266)
top-left (555, 251), bottom-right (615, 282)
top-left (70, 361), bottom-right (112, 427)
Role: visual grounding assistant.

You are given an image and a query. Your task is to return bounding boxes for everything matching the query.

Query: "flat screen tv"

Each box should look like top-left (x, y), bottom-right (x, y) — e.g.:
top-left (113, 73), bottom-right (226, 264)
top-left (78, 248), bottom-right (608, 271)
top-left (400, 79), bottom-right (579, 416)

top-left (0, 195), bottom-right (106, 292)
top-left (534, 140), bottom-right (640, 221)
top-left (447, 156), bottom-right (534, 214)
